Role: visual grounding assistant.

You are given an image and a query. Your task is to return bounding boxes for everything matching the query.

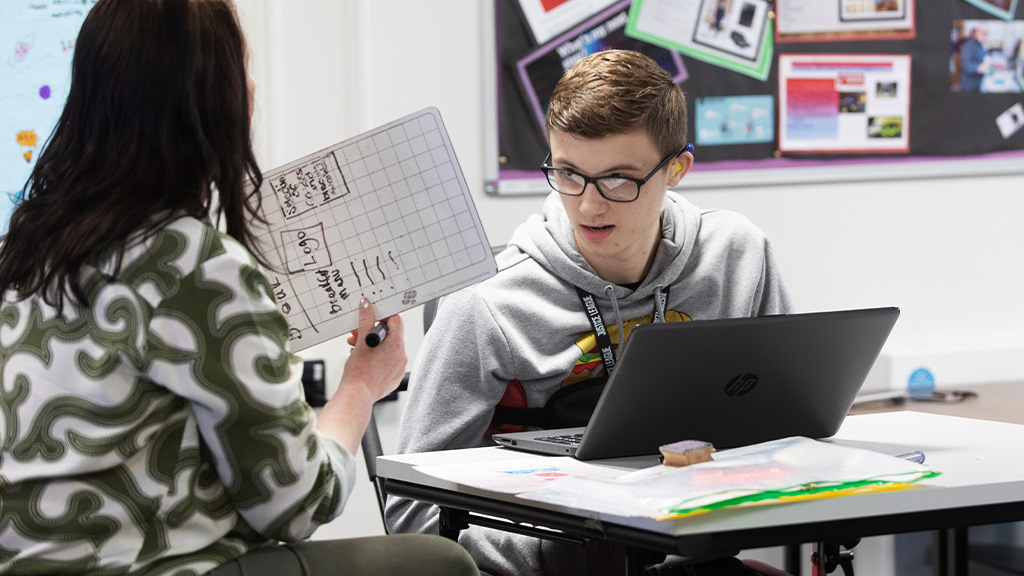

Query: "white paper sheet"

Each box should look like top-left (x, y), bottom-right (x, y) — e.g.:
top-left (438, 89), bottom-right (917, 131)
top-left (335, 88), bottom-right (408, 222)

top-left (519, 437), bottom-right (937, 519)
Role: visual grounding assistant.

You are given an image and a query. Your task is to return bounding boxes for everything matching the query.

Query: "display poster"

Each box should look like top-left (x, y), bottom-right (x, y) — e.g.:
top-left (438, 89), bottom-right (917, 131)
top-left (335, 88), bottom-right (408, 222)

top-left (626, 0), bottom-right (774, 81)
top-left (778, 54), bottom-right (912, 153)
top-left (516, 0), bottom-right (618, 44)
top-left (776, 0), bottom-right (916, 43)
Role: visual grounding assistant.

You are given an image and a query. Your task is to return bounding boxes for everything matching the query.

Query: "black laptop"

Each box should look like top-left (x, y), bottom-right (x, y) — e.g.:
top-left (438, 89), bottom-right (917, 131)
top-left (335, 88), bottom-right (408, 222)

top-left (492, 307), bottom-right (899, 460)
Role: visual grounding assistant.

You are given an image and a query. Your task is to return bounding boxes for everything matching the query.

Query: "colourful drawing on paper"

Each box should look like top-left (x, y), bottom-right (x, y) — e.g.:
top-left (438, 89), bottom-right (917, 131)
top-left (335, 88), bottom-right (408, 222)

top-left (2, 1), bottom-right (99, 233)
top-left (501, 467), bottom-right (570, 480)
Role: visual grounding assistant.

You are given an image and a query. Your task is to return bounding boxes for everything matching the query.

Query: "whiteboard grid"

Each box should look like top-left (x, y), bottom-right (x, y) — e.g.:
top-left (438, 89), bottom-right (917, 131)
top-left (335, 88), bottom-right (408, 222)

top-left (257, 108), bottom-right (495, 350)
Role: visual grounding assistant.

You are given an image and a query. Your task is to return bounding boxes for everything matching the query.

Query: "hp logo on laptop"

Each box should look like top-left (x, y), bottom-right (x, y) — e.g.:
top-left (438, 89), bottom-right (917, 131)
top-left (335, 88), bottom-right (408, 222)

top-left (725, 373), bottom-right (759, 397)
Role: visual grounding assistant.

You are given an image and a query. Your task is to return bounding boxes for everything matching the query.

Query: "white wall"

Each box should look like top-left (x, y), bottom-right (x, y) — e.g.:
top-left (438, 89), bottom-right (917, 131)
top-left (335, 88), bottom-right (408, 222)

top-left (234, 0), bottom-right (1024, 554)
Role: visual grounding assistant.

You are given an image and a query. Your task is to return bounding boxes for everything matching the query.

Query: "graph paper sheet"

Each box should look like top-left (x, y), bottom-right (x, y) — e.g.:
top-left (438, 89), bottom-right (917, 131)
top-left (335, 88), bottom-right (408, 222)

top-left (254, 107), bottom-right (496, 351)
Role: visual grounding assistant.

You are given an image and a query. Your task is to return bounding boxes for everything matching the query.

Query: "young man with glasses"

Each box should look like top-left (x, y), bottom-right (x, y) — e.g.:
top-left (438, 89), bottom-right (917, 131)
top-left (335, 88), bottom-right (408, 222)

top-left (387, 50), bottom-right (793, 575)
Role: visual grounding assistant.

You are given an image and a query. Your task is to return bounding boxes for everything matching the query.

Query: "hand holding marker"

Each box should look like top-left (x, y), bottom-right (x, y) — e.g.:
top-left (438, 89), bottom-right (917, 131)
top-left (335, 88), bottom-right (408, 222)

top-left (365, 321), bottom-right (388, 347)
top-left (347, 297), bottom-right (391, 348)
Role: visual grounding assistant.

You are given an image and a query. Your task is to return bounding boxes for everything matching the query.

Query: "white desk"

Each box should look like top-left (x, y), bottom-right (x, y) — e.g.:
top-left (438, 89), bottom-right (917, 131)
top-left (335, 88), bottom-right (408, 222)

top-left (981, 69), bottom-right (1023, 93)
top-left (379, 411), bottom-right (1024, 575)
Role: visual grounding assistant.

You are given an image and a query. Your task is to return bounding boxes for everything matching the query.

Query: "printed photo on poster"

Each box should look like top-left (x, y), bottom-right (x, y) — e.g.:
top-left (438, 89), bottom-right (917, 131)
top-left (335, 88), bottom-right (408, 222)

top-left (695, 95), bottom-right (775, 146)
top-left (517, 0), bottom-right (688, 130)
top-left (778, 54), bottom-right (912, 153)
top-left (960, 0), bottom-right (1020, 22)
top-left (775, 0), bottom-right (915, 43)
top-left (840, 0), bottom-right (906, 22)
top-left (950, 19), bottom-right (1024, 93)
top-left (691, 0), bottom-right (770, 62)
top-left (626, 0), bottom-right (774, 81)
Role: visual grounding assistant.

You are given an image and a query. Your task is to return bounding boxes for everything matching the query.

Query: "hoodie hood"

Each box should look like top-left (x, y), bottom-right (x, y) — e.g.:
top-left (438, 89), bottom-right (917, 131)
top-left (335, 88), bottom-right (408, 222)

top-left (508, 191), bottom-right (700, 302)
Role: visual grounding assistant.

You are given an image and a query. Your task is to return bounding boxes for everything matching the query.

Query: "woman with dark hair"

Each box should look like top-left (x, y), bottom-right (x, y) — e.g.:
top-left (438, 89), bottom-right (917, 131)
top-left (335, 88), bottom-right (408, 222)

top-left (0, 1), bottom-right (478, 574)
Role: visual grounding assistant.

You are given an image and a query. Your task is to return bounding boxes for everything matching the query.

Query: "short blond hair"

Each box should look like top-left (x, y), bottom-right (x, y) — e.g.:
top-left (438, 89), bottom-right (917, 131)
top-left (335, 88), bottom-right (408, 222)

top-left (545, 50), bottom-right (688, 156)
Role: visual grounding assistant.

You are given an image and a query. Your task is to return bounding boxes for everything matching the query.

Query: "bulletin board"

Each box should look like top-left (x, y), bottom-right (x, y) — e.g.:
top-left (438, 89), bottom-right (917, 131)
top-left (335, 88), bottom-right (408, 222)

top-left (483, 0), bottom-right (1024, 195)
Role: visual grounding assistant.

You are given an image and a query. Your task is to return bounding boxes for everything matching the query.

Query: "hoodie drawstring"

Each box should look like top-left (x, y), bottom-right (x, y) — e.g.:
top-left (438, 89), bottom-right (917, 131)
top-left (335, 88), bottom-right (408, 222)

top-left (653, 285), bottom-right (667, 324)
top-left (576, 284), bottom-right (672, 377)
top-left (603, 285), bottom-right (626, 345)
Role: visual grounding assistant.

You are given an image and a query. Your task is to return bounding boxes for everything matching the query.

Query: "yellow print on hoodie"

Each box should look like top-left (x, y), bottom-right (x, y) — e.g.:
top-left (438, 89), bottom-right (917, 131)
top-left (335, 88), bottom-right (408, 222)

top-left (562, 310), bottom-right (691, 387)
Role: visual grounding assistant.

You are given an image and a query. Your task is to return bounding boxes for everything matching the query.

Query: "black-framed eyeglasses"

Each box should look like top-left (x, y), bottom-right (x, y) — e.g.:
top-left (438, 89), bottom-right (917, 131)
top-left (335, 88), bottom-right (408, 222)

top-left (541, 145), bottom-right (687, 203)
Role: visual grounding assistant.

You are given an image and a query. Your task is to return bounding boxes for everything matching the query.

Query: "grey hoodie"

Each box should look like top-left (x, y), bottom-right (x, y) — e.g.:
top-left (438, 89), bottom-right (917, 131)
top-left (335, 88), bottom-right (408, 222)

top-left (386, 191), bottom-right (793, 575)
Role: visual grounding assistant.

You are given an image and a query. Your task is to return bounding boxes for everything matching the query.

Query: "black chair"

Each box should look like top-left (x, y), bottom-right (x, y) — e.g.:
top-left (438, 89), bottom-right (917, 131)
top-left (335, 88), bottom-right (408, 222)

top-left (360, 244), bottom-right (507, 531)
top-left (360, 382), bottom-right (405, 532)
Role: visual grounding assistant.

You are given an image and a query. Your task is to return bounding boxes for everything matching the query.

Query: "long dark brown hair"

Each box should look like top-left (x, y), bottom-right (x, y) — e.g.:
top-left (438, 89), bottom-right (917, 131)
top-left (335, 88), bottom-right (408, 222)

top-left (0, 0), bottom-right (265, 309)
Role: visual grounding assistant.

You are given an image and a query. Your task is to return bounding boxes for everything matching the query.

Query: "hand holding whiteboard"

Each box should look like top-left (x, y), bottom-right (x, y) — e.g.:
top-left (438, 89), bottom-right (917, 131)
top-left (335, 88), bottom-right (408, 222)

top-left (252, 107), bottom-right (497, 351)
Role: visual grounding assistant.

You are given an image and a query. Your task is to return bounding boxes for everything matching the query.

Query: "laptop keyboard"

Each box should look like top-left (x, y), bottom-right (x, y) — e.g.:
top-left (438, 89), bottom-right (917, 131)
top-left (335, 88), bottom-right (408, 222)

top-left (535, 433), bottom-right (583, 446)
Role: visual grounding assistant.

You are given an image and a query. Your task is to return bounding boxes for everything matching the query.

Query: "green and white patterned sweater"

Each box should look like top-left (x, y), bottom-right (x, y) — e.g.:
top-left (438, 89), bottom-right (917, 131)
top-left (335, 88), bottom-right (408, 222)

top-left (0, 216), bottom-right (354, 575)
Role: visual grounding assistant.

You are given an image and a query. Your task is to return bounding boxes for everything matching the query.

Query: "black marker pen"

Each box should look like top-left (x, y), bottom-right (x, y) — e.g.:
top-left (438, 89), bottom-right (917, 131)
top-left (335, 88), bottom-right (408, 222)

top-left (365, 321), bottom-right (388, 347)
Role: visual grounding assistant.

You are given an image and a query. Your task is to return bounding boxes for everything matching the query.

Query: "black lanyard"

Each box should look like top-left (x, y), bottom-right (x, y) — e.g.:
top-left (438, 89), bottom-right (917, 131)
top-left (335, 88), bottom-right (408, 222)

top-left (574, 285), bottom-right (670, 377)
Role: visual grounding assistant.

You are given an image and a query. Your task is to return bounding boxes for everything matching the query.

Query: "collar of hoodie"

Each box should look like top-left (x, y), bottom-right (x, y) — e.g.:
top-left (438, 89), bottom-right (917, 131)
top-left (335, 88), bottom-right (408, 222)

top-left (602, 283), bottom-right (668, 346)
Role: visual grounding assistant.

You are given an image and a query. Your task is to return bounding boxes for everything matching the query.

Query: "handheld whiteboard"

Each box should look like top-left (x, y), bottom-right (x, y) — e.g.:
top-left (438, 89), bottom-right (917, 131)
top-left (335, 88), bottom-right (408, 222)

top-left (253, 107), bottom-right (496, 351)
